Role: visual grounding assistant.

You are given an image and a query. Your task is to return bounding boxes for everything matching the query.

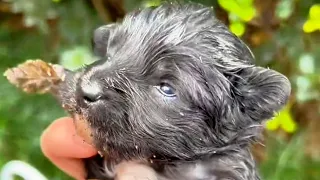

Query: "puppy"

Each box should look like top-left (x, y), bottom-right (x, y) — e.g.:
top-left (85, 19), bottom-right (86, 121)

top-left (57, 2), bottom-right (291, 180)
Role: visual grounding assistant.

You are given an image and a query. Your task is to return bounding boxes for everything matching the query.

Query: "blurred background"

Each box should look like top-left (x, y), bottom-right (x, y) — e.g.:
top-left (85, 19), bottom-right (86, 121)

top-left (0, 0), bottom-right (319, 179)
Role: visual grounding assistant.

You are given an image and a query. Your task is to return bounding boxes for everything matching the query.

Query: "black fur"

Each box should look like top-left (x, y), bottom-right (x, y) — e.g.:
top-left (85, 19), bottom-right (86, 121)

top-left (57, 2), bottom-right (291, 180)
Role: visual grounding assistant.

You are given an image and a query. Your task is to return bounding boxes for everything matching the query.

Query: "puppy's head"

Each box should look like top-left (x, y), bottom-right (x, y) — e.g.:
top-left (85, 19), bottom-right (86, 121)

top-left (61, 3), bottom-right (291, 162)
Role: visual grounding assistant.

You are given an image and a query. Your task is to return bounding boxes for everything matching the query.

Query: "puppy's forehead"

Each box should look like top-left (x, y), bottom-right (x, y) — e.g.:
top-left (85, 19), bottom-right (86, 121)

top-left (91, 4), bottom-right (255, 83)
top-left (106, 5), bottom-right (215, 57)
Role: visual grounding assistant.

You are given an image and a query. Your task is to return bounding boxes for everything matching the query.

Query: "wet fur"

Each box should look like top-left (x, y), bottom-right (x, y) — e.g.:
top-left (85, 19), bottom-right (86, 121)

top-left (57, 2), bottom-right (291, 180)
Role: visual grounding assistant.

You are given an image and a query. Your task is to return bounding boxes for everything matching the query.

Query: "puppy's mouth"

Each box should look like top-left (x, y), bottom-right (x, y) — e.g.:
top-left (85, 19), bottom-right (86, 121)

top-left (72, 112), bottom-right (111, 157)
top-left (72, 112), bottom-right (153, 162)
top-left (72, 113), bottom-right (95, 146)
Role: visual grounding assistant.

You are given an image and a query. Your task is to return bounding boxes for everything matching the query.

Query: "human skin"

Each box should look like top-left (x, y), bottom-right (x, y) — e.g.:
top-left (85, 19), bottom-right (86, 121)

top-left (40, 117), bottom-right (157, 180)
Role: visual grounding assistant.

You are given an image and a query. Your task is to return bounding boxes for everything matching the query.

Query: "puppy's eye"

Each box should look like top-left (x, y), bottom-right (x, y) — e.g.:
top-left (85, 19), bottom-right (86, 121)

top-left (155, 83), bottom-right (176, 97)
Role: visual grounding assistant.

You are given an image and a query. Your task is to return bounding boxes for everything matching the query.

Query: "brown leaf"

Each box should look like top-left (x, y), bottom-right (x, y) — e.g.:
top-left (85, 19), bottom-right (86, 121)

top-left (3, 59), bottom-right (65, 94)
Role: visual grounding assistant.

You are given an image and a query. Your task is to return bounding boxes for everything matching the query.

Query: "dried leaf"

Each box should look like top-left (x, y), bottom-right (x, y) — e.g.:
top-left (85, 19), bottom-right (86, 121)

top-left (3, 59), bottom-right (65, 94)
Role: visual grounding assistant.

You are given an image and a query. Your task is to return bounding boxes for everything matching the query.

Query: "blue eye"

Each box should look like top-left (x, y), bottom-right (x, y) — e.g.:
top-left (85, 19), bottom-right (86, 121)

top-left (156, 83), bottom-right (176, 97)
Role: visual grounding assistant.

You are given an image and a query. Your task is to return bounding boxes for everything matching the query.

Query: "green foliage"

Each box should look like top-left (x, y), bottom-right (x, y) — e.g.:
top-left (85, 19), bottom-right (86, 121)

top-left (59, 46), bottom-right (96, 70)
top-left (218, 0), bottom-right (256, 22)
top-left (266, 104), bottom-right (297, 133)
top-left (228, 16), bottom-right (246, 37)
top-left (303, 4), bottom-right (320, 33)
top-left (143, 0), bottom-right (162, 7)
top-left (260, 133), bottom-right (320, 180)
top-left (5, 0), bottom-right (58, 33)
top-left (0, 28), bottom-right (70, 179)
top-left (260, 134), bottom-right (304, 180)
top-left (299, 53), bottom-right (315, 74)
top-left (276, 0), bottom-right (294, 20)
top-left (0, 0), bottom-right (319, 179)
top-left (218, 0), bottom-right (256, 36)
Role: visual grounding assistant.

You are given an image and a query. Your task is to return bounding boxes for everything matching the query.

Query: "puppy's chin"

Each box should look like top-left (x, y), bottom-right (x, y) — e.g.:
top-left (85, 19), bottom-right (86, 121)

top-left (72, 112), bottom-right (114, 159)
top-left (81, 104), bottom-right (141, 160)
top-left (72, 113), bottom-right (95, 145)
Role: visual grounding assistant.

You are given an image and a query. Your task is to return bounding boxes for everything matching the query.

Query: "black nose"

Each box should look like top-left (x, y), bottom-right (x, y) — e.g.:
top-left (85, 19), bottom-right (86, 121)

top-left (78, 81), bottom-right (103, 103)
top-left (82, 90), bottom-right (102, 103)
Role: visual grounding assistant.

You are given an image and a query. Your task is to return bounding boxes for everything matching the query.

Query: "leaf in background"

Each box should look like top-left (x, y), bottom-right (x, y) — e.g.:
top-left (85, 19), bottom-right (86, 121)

top-left (143, 0), bottom-right (162, 7)
top-left (56, 0), bottom-right (102, 47)
top-left (276, 0), bottom-right (294, 20)
top-left (274, 25), bottom-right (305, 61)
top-left (218, 0), bottom-right (256, 22)
top-left (279, 111), bottom-right (297, 134)
top-left (3, 60), bottom-right (65, 94)
top-left (238, 6), bottom-right (256, 22)
top-left (296, 75), bottom-right (311, 99)
top-left (6, 0), bottom-right (59, 33)
top-left (309, 4), bottom-right (320, 20)
top-left (303, 4), bottom-right (320, 33)
top-left (296, 75), bottom-right (319, 102)
top-left (59, 46), bottom-right (96, 71)
top-left (265, 103), bottom-right (297, 133)
top-left (299, 53), bottom-right (315, 74)
top-left (124, 0), bottom-right (144, 11)
top-left (218, 0), bottom-right (255, 37)
top-left (265, 117), bottom-right (280, 131)
top-left (268, 134), bottom-right (305, 180)
top-left (229, 20), bottom-right (246, 37)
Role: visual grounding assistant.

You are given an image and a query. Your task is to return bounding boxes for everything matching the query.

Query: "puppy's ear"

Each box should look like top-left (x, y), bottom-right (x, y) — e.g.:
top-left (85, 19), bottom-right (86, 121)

top-left (234, 66), bottom-right (291, 122)
top-left (92, 24), bottom-right (117, 57)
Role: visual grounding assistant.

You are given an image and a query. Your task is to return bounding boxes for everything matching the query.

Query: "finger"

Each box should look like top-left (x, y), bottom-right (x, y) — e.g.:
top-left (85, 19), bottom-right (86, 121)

top-left (41, 117), bottom-right (97, 158)
top-left (40, 117), bottom-right (98, 180)
top-left (45, 155), bottom-right (88, 180)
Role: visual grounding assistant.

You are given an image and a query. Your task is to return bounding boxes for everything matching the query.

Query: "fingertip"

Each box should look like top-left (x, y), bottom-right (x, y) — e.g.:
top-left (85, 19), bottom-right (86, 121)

top-left (40, 117), bottom-right (70, 158)
top-left (40, 117), bottom-right (94, 180)
top-left (40, 117), bottom-right (97, 159)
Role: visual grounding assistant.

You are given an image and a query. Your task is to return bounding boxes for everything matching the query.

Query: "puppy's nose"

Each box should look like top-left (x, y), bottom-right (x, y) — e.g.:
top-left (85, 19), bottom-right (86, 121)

top-left (82, 89), bottom-right (102, 102)
top-left (80, 81), bottom-right (103, 103)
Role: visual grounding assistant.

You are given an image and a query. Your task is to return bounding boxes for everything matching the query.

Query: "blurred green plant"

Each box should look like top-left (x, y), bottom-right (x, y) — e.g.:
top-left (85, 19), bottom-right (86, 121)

top-left (59, 46), bottom-right (96, 70)
top-left (275, 0), bottom-right (294, 20)
top-left (266, 104), bottom-right (297, 133)
top-left (218, 0), bottom-right (256, 36)
top-left (259, 133), bottom-right (320, 180)
top-left (3, 0), bottom-right (58, 33)
top-left (143, 0), bottom-right (162, 7)
top-left (303, 4), bottom-right (320, 33)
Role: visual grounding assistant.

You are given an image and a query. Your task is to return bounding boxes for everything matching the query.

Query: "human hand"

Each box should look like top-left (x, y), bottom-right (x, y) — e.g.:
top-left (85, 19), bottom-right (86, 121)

top-left (40, 117), bottom-right (157, 180)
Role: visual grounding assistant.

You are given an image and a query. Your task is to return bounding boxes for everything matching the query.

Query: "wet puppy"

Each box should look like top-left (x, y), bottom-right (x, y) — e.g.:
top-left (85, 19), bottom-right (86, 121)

top-left (57, 2), bottom-right (291, 180)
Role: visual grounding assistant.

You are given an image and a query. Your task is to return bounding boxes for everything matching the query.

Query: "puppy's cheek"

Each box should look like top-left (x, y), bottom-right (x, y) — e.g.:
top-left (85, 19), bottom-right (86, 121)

top-left (73, 113), bottom-right (94, 145)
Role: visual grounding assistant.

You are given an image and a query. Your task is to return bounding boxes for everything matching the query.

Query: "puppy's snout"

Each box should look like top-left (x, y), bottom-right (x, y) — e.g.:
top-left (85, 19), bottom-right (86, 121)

top-left (82, 89), bottom-right (102, 103)
top-left (79, 80), bottom-right (103, 103)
